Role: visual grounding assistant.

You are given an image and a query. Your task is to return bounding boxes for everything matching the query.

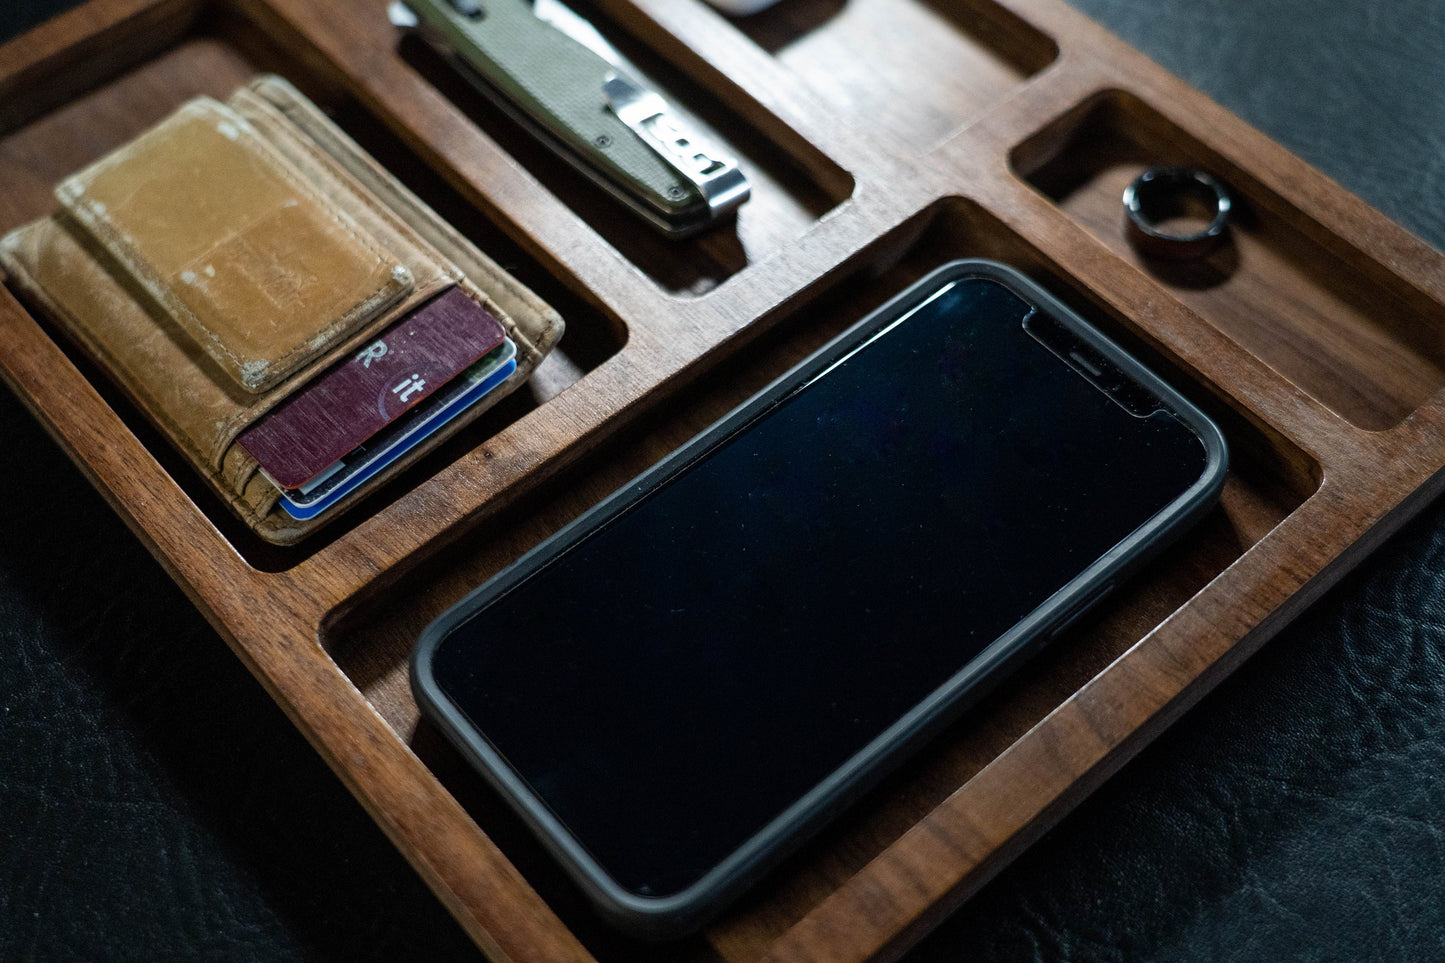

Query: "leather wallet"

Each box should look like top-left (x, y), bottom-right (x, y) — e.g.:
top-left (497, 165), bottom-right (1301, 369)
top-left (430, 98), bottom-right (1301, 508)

top-left (0, 75), bottom-right (563, 545)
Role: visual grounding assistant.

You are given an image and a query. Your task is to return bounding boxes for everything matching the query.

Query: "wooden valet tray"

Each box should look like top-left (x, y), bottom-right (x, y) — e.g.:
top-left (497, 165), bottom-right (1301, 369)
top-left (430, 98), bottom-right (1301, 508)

top-left (3, 0), bottom-right (1444, 959)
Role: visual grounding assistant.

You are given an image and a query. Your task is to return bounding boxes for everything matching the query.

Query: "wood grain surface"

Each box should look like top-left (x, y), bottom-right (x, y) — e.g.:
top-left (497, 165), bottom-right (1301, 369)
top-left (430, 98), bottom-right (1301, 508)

top-left (1, 0), bottom-right (1443, 960)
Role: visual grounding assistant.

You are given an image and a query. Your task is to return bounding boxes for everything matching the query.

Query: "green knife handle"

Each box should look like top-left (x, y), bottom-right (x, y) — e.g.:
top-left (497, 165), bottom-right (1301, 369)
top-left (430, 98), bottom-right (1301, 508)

top-left (405, 0), bottom-right (699, 220)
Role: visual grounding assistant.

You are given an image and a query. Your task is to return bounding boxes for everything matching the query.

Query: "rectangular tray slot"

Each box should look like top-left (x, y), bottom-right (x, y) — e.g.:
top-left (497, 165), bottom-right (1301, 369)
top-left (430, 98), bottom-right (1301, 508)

top-left (1011, 91), bottom-right (1445, 432)
top-left (7, 2), bottom-right (1437, 959)
top-left (726, 0), bottom-right (1057, 154)
top-left (0, 5), bottom-right (628, 570)
top-left (397, 0), bottom-right (854, 298)
top-left (321, 195), bottom-right (1318, 956)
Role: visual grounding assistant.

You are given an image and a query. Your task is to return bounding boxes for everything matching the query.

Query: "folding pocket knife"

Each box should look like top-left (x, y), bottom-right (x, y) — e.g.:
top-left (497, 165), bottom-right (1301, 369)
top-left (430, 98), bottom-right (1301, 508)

top-left (389, 0), bottom-right (751, 237)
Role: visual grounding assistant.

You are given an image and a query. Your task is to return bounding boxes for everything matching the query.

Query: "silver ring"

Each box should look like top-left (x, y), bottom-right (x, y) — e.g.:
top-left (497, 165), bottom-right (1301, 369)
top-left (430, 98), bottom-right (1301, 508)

top-left (1123, 167), bottom-right (1233, 260)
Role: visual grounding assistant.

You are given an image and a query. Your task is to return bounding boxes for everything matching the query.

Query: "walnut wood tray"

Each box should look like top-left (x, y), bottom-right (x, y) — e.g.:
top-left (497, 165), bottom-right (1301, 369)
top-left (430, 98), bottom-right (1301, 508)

top-left (3, 0), bottom-right (1443, 959)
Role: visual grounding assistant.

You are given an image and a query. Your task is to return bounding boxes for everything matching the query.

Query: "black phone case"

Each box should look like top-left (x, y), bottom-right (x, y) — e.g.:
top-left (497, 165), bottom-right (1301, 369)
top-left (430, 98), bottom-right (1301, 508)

top-left (411, 259), bottom-right (1230, 939)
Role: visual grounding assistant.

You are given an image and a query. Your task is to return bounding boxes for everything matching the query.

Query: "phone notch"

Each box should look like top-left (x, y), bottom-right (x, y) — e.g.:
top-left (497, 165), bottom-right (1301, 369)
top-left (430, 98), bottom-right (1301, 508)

top-left (1023, 308), bottom-right (1164, 418)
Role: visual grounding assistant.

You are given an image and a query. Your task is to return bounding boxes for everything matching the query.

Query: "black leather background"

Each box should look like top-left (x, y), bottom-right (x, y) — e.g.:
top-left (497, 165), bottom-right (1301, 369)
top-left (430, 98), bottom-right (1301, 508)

top-left (3, 1), bottom-right (1444, 960)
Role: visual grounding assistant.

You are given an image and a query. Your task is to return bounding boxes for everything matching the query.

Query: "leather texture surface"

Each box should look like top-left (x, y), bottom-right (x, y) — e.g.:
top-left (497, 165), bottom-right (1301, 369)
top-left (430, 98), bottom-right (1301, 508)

top-left (0, 76), bottom-right (562, 545)
top-left (54, 97), bottom-right (412, 395)
top-left (2, 0), bottom-right (1444, 960)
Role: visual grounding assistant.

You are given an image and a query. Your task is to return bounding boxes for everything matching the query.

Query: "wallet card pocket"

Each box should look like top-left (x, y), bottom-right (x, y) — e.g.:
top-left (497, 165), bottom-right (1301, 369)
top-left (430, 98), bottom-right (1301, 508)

top-left (0, 78), bottom-right (563, 545)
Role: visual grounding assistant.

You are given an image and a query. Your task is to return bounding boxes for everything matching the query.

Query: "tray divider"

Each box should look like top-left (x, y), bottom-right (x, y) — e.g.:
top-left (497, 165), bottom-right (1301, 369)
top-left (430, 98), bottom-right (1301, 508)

top-left (747, 465), bottom-right (1414, 963)
top-left (0, 0), bottom-right (200, 133)
top-left (594, 0), bottom-right (895, 183)
top-left (5, 0), bottom-right (1445, 959)
top-left (222, 602), bottom-right (600, 963)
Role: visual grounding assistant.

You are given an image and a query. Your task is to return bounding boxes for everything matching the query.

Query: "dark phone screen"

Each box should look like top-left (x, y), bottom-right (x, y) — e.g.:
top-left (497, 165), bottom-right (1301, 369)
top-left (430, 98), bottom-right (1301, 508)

top-left (430, 276), bottom-right (1210, 897)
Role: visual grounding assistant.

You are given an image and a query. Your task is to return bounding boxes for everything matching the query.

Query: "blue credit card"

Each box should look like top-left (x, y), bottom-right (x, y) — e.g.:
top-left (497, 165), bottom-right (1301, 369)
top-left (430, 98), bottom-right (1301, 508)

top-left (277, 338), bottom-right (518, 520)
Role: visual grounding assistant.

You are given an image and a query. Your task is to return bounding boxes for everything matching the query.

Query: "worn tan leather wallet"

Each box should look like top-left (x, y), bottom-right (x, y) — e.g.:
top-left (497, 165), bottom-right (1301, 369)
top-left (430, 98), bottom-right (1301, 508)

top-left (0, 76), bottom-right (562, 545)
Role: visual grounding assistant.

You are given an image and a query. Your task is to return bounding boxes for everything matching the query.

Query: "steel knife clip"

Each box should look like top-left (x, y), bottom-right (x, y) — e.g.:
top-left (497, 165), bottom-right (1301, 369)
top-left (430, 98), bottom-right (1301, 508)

top-left (389, 0), bottom-right (750, 237)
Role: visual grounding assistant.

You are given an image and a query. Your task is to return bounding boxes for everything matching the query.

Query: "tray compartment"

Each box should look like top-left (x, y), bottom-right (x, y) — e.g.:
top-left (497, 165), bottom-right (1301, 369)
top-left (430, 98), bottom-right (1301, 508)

top-left (0, 1), bottom-right (628, 569)
top-left (723, 0), bottom-right (1057, 154)
top-left (7, 1), bottom-right (1439, 960)
top-left (321, 195), bottom-right (1318, 958)
top-left (1011, 90), bottom-right (1445, 433)
top-left (397, 0), bottom-right (855, 299)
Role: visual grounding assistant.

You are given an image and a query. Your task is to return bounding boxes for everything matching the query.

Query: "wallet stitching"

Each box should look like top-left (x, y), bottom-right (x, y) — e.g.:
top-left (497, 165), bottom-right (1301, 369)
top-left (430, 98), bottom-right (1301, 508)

top-left (228, 444), bottom-right (261, 495)
top-left (206, 93), bottom-right (461, 474)
top-left (216, 91), bottom-right (508, 504)
top-left (13, 80), bottom-right (560, 545)
top-left (247, 77), bottom-right (556, 354)
top-left (56, 99), bottom-right (407, 393)
top-left (7, 217), bottom-right (469, 545)
top-left (229, 90), bottom-right (463, 291)
top-left (239, 85), bottom-right (567, 541)
top-left (3, 222), bottom-right (218, 476)
top-left (246, 77), bottom-right (568, 370)
top-left (250, 352), bottom-right (527, 545)
top-left (214, 271), bottom-right (458, 488)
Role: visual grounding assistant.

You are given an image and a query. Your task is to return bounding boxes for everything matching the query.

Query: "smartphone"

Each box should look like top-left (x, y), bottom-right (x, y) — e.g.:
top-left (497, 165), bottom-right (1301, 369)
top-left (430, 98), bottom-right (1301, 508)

top-left (412, 259), bottom-right (1228, 938)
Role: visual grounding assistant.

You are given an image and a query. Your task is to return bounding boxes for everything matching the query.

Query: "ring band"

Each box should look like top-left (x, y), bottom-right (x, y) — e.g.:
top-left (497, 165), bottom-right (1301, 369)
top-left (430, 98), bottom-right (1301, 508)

top-left (1122, 167), bottom-right (1233, 260)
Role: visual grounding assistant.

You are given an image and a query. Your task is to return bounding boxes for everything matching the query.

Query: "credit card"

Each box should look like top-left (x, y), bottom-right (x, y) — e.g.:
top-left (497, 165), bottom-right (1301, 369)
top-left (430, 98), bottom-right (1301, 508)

top-left (277, 338), bottom-right (517, 520)
top-left (238, 286), bottom-right (505, 489)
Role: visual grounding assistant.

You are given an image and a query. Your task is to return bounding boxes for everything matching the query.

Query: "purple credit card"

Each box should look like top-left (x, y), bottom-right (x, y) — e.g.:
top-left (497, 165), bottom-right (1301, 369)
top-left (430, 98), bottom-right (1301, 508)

top-left (238, 286), bottom-right (505, 489)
